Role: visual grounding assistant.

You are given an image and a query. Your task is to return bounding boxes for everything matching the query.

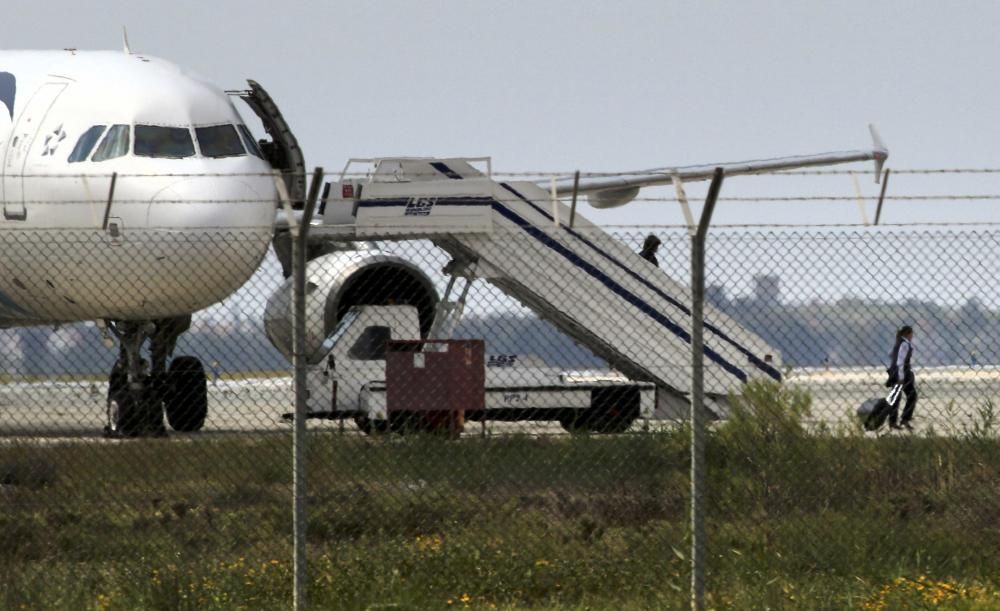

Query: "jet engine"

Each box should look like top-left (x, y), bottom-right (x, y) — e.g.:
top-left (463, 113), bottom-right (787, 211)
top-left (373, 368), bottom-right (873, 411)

top-left (264, 246), bottom-right (439, 362)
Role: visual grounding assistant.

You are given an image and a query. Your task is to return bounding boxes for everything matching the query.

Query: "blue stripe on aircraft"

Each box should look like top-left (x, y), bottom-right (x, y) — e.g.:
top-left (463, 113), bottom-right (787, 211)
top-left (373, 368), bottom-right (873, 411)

top-left (499, 183), bottom-right (781, 381)
top-left (358, 197), bottom-right (750, 383)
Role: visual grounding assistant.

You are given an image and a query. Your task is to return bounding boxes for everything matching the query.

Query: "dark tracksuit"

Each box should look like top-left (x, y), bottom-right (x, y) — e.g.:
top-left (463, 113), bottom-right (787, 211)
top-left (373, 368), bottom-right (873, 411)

top-left (887, 337), bottom-right (917, 426)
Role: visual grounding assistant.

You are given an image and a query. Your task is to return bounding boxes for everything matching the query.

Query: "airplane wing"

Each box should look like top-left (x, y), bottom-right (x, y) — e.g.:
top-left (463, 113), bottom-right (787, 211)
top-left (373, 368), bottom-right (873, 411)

top-left (546, 125), bottom-right (889, 208)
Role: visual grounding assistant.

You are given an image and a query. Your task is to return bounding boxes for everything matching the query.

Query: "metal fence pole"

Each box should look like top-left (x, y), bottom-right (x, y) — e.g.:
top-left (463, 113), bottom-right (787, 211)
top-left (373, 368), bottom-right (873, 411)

top-left (293, 167), bottom-right (324, 610)
top-left (690, 168), bottom-right (724, 610)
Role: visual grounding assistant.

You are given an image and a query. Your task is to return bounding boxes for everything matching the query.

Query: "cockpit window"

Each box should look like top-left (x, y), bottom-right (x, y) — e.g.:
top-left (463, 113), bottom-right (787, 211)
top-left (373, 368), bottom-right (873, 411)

top-left (0, 72), bottom-right (14, 120)
top-left (68, 125), bottom-right (106, 163)
top-left (91, 124), bottom-right (130, 162)
top-left (195, 124), bottom-right (245, 158)
top-left (237, 124), bottom-right (264, 159)
top-left (135, 125), bottom-right (195, 159)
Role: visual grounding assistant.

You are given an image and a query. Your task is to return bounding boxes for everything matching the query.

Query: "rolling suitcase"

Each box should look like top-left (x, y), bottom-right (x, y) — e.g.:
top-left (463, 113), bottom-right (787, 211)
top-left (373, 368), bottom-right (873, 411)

top-left (857, 383), bottom-right (902, 431)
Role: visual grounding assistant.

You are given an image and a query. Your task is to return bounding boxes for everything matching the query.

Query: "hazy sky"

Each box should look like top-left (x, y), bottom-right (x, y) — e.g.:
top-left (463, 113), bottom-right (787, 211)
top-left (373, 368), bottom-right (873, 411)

top-left (4, 0), bottom-right (1000, 226)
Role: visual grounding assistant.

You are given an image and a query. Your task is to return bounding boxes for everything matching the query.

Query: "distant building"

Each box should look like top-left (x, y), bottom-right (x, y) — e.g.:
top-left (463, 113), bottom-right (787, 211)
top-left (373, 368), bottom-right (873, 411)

top-left (706, 284), bottom-right (730, 310)
top-left (753, 275), bottom-right (781, 305)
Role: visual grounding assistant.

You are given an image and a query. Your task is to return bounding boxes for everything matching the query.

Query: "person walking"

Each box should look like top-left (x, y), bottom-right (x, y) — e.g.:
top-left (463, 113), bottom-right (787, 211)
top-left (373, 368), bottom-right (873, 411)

top-left (886, 325), bottom-right (917, 430)
top-left (639, 234), bottom-right (661, 266)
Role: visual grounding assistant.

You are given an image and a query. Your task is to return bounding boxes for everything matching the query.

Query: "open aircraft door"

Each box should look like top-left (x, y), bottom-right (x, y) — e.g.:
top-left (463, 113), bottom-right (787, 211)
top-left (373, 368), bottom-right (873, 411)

top-left (233, 79), bottom-right (306, 276)
top-left (2, 81), bottom-right (67, 221)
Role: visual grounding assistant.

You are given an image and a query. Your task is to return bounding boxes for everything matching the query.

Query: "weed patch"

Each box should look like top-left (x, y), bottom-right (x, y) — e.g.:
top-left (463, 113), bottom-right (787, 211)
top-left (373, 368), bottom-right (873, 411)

top-left (0, 400), bottom-right (996, 608)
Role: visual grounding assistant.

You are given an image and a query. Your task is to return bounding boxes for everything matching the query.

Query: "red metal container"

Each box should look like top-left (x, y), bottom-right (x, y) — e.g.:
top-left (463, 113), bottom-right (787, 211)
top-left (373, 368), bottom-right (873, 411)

top-left (386, 340), bottom-right (485, 435)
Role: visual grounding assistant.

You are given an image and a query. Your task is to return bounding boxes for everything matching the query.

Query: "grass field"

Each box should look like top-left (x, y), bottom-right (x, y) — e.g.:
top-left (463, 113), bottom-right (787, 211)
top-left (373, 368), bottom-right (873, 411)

top-left (0, 381), bottom-right (998, 609)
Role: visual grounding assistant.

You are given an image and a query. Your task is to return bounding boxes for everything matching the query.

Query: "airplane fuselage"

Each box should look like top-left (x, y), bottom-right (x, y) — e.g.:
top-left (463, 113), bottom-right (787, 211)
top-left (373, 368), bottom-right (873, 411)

top-left (0, 50), bottom-right (277, 326)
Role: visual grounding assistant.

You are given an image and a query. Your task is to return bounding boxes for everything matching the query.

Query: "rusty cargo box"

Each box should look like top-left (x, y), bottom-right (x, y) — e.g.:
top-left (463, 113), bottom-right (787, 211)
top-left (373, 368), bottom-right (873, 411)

top-left (386, 340), bottom-right (485, 413)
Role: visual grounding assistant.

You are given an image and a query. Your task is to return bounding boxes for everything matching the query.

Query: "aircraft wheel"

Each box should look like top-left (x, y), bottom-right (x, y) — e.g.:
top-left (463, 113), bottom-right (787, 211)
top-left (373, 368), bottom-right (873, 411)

top-left (105, 364), bottom-right (129, 436)
top-left (106, 372), bottom-right (165, 437)
top-left (164, 356), bottom-right (208, 432)
top-left (107, 391), bottom-right (142, 437)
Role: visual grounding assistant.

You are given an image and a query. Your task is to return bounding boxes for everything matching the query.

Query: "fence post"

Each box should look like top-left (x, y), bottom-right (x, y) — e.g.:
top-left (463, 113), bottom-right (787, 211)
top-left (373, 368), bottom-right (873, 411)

top-left (690, 167), bottom-right (724, 610)
top-left (293, 167), bottom-right (324, 610)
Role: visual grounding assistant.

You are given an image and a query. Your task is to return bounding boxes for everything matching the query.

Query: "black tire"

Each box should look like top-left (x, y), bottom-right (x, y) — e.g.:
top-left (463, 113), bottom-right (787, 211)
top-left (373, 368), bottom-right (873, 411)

top-left (585, 387), bottom-right (640, 434)
top-left (354, 415), bottom-right (390, 435)
top-left (164, 356), bottom-right (208, 432)
top-left (558, 410), bottom-right (591, 434)
top-left (387, 411), bottom-right (423, 434)
top-left (106, 362), bottom-right (129, 435)
top-left (586, 406), bottom-right (638, 434)
top-left (106, 362), bottom-right (166, 437)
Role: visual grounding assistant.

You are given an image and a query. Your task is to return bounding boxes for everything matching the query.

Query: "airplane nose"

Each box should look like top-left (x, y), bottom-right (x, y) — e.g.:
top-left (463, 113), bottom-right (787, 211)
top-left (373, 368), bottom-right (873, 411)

top-left (148, 176), bottom-right (276, 229)
top-left (139, 175), bottom-right (278, 315)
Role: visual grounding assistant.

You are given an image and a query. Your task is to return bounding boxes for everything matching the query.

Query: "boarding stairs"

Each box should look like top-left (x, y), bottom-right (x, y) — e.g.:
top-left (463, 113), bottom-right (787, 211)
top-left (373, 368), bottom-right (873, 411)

top-left (315, 157), bottom-right (782, 405)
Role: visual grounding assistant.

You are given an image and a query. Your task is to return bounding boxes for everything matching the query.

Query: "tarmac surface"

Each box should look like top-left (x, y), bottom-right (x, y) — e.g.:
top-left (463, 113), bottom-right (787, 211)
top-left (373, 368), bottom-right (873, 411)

top-left (0, 366), bottom-right (997, 440)
top-left (788, 365), bottom-right (1000, 436)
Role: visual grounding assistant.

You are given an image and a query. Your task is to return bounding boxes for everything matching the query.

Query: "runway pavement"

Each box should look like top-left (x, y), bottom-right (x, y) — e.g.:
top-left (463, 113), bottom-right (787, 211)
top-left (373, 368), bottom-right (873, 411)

top-left (0, 366), bottom-right (996, 440)
top-left (787, 365), bottom-right (1000, 436)
top-left (0, 377), bottom-right (294, 438)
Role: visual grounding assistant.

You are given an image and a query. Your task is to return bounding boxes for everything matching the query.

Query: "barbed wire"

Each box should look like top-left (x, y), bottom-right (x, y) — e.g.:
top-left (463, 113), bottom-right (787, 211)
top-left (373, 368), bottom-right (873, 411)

top-left (643, 194), bottom-right (1000, 202)
top-left (16, 166), bottom-right (1000, 179)
top-left (777, 168), bottom-right (1000, 176)
top-left (0, 218), bottom-right (996, 231)
top-left (599, 221), bottom-right (1000, 229)
top-left (10, 193), bottom-right (1000, 205)
top-left (341, 167), bottom-right (1000, 178)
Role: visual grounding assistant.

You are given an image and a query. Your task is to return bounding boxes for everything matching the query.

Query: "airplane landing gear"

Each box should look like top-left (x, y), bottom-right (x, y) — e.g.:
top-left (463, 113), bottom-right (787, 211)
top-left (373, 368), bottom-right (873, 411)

top-left (104, 316), bottom-right (207, 437)
top-left (105, 321), bottom-right (165, 437)
top-left (163, 356), bottom-right (208, 432)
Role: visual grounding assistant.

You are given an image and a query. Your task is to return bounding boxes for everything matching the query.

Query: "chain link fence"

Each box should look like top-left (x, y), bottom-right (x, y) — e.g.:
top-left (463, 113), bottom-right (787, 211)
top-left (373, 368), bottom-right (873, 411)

top-left (0, 220), bottom-right (997, 608)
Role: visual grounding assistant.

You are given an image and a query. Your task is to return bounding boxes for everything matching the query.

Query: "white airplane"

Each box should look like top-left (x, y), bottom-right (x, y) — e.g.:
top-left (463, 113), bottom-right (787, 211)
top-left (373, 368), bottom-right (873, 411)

top-left (0, 45), bottom-right (887, 437)
top-left (0, 48), bottom-right (282, 436)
